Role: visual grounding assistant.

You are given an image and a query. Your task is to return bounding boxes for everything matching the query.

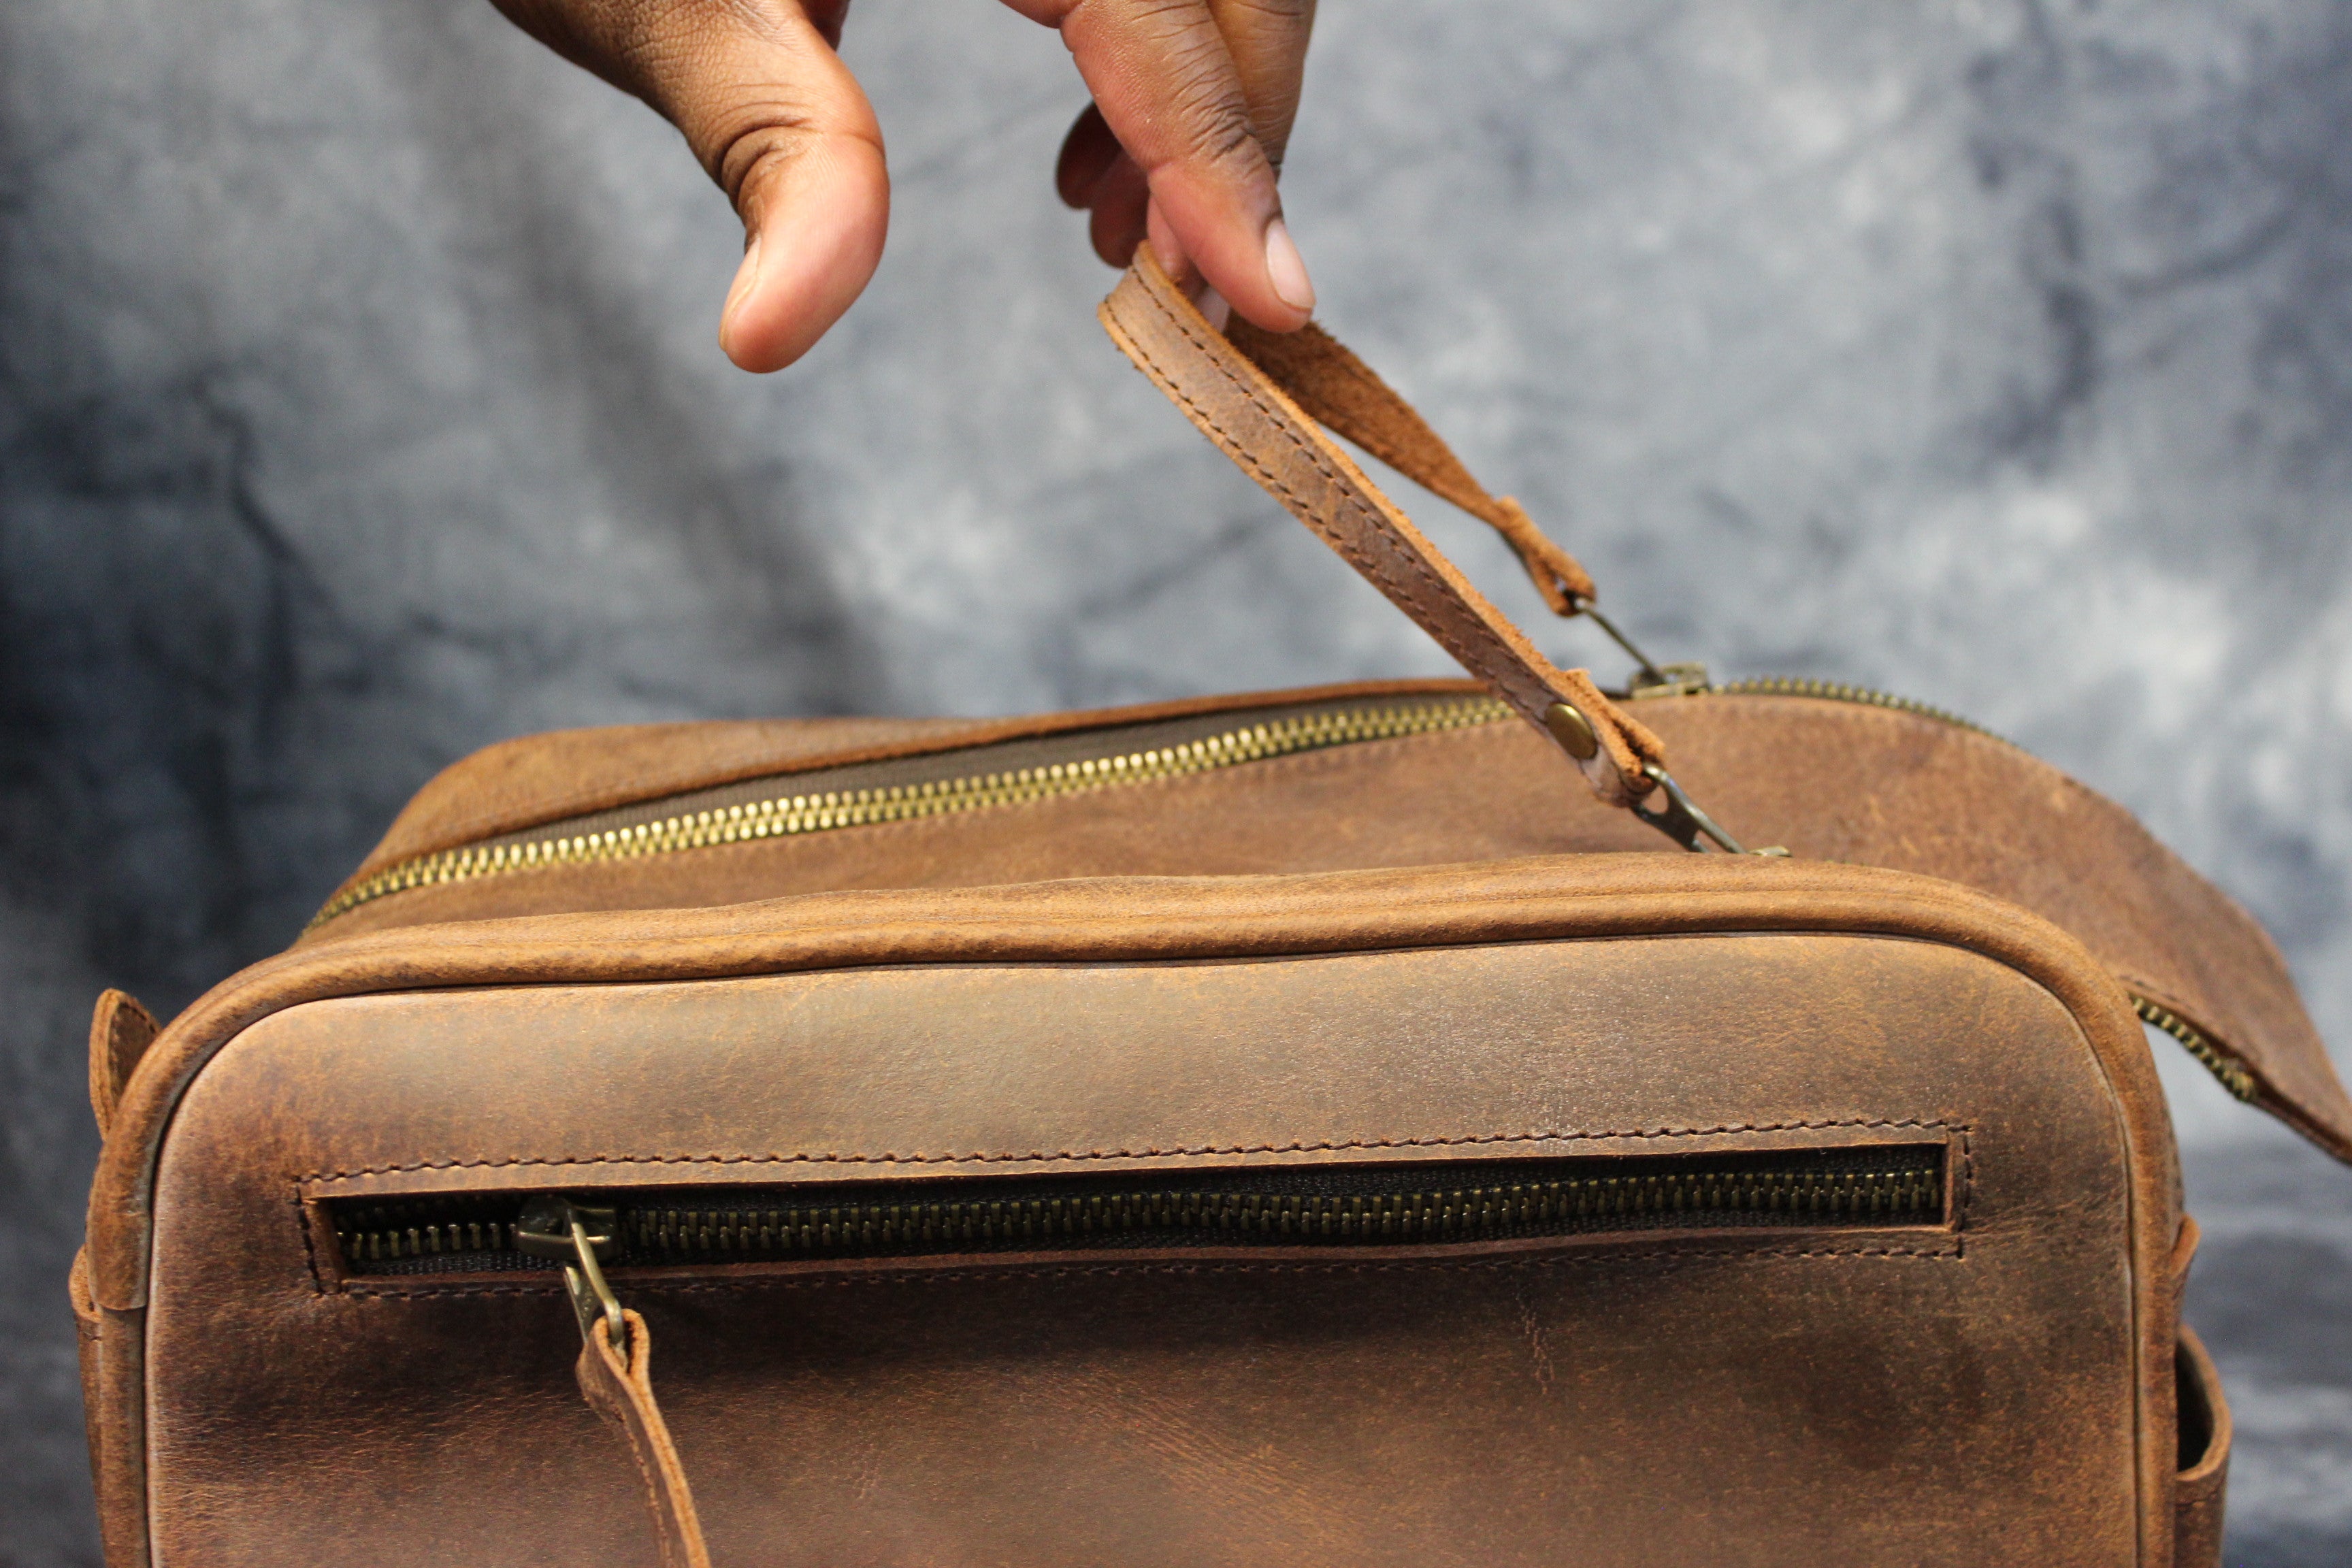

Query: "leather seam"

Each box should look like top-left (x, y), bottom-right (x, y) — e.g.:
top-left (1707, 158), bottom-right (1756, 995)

top-left (1121, 283), bottom-right (1546, 719)
top-left (336, 1241), bottom-right (1965, 1300)
top-left (295, 1116), bottom-right (1965, 1184)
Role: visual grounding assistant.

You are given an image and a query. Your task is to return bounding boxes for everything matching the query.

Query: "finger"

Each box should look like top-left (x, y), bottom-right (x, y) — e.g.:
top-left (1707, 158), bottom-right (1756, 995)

top-left (1018, 0), bottom-right (1313, 329)
top-left (1054, 101), bottom-right (1121, 208)
top-left (1057, 103), bottom-right (1152, 267)
top-left (490, 0), bottom-right (887, 372)
top-left (1087, 150), bottom-right (1152, 267)
top-left (1208, 0), bottom-right (1315, 172)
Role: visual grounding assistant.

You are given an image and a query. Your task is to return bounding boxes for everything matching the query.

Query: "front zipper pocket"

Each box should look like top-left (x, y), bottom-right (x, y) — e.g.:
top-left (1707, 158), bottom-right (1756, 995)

top-left (327, 1142), bottom-right (1949, 1280)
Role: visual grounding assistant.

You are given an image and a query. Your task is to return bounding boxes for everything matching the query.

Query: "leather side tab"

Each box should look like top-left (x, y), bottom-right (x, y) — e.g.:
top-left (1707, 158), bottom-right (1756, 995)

top-left (1222, 318), bottom-right (1597, 612)
top-left (1101, 248), bottom-right (1663, 806)
top-left (577, 1310), bottom-right (711, 1568)
top-left (88, 990), bottom-right (159, 1141)
top-left (2174, 1325), bottom-right (2231, 1568)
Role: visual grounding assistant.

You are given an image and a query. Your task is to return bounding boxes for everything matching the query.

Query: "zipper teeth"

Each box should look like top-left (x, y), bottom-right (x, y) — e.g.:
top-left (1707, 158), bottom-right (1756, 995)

top-left (626, 1169), bottom-right (1938, 1254)
top-left (335, 1167), bottom-right (1940, 1265)
top-left (2133, 995), bottom-right (2259, 1103)
top-left (342, 1219), bottom-right (518, 1265)
top-left (308, 696), bottom-right (1514, 931)
top-left (1711, 676), bottom-right (2006, 742)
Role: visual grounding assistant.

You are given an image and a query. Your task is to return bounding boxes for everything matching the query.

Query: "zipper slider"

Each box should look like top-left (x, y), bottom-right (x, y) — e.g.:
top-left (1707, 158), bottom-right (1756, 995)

top-left (1631, 763), bottom-right (1790, 858)
top-left (1621, 661), bottom-right (1713, 700)
top-left (514, 1196), bottom-right (627, 1353)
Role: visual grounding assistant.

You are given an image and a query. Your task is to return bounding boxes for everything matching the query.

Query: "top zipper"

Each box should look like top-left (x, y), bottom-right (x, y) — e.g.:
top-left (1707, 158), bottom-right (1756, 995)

top-left (305, 676), bottom-right (2259, 1105)
top-left (308, 694), bottom-right (1513, 930)
top-left (1700, 676), bottom-right (2006, 742)
top-left (308, 679), bottom-right (2001, 932)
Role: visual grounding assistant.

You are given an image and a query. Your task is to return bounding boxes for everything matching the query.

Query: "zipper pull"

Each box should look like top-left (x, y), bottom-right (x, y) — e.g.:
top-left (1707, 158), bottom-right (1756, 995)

top-left (517, 1196), bottom-right (715, 1568)
top-left (514, 1196), bottom-right (627, 1353)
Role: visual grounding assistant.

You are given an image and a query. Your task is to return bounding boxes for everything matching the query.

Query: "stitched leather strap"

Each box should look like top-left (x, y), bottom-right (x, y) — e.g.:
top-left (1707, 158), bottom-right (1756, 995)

top-left (1100, 248), bottom-right (1663, 807)
top-left (577, 1310), bottom-right (713, 1568)
top-left (1221, 318), bottom-right (1597, 614)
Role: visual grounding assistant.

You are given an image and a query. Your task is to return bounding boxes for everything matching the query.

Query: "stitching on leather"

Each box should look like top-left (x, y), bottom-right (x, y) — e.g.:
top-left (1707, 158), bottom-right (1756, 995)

top-left (339, 1240), bottom-right (1963, 1300)
top-left (1117, 286), bottom-right (1545, 719)
top-left (297, 1117), bottom-right (1964, 1185)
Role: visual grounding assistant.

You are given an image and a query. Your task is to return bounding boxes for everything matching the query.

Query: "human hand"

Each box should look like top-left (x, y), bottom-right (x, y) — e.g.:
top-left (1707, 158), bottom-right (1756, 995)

top-left (485, 0), bottom-right (1317, 371)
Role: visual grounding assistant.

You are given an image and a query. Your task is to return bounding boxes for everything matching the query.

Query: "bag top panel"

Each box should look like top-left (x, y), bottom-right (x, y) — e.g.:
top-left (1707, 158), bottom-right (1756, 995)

top-left (308, 682), bottom-right (2352, 1169)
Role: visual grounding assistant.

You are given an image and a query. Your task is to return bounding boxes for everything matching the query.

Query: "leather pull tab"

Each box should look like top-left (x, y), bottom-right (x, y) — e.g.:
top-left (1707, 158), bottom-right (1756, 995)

top-left (1101, 248), bottom-right (1665, 806)
top-left (576, 1310), bottom-right (712, 1568)
top-left (1222, 318), bottom-right (1597, 614)
top-left (88, 990), bottom-right (160, 1141)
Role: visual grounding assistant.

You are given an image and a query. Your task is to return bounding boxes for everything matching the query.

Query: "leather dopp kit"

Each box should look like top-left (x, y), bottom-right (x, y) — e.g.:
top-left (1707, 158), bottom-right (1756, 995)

top-left (73, 249), bottom-right (2352, 1567)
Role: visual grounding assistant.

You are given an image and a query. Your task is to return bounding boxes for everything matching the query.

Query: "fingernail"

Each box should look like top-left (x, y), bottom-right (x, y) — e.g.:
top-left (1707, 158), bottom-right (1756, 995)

top-left (1264, 217), bottom-right (1314, 314)
top-left (1198, 287), bottom-right (1232, 332)
top-left (720, 231), bottom-right (764, 348)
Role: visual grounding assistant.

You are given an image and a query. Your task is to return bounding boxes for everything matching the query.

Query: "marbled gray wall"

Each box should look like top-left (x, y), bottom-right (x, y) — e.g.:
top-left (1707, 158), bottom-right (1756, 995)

top-left (3, 1), bottom-right (2349, 1562)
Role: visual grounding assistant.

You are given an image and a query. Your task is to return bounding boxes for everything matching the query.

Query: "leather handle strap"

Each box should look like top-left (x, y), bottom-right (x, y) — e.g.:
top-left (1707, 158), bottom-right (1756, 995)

top-left (1222, 318), bottom-right (1596, 615)
top-left (577, 1310), bottom-right (713, 1568)
top-left (1100, 248), bottom-right (1663, 806)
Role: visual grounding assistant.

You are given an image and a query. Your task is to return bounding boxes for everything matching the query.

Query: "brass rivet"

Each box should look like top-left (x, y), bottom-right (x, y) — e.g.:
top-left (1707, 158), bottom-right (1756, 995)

top-left (1546, 701), bottom-right (1600, 760)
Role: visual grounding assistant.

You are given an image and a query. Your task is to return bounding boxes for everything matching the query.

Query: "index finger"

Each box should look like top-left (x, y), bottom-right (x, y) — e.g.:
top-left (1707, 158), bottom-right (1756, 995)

top-left (1013, 0), bottom-right (1316, 329)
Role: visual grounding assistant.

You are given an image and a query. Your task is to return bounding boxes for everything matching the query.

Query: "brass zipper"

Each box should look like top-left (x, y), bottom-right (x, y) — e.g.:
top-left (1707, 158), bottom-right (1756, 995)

top-left (330, 1147), bottom-right (1947, 1277)
top-left (310, 674), bottom-right (2259, 1110)
top-left (1703, 676), bottom-right (2007, 742)
top-left (2134, 996), bottom-right (2259, 1103)
top-left (619, 1166), bottom-right (1940, 1256)
top-left (308, 696), bottom-right (1513, 931)
top-left (310, 680), bottom-right (1994, 932)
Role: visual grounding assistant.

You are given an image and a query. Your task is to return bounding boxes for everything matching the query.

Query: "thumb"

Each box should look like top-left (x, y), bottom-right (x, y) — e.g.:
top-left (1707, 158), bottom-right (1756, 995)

top-left (490, 0), bottom-right (888, 372)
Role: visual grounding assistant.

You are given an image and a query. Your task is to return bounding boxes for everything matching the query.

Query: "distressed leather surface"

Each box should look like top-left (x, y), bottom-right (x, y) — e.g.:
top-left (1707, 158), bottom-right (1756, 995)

top-left (311, 684), bottom-right (2352, 1165)
top-left (138, 891), bottom-right (2172, 1565)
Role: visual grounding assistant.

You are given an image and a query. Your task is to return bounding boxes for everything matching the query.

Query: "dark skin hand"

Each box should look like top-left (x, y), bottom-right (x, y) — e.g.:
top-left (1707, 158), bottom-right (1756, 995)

top-left (486, 0), bottom-right (1318, 370)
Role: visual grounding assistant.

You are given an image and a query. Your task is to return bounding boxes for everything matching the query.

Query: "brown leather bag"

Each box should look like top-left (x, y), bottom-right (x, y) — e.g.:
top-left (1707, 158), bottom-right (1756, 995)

top-left (75, 250), bottom-right (2352, 1567)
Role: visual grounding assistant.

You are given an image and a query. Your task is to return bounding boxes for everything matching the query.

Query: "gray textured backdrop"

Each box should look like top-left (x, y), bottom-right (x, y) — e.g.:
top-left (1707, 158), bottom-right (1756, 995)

top-left (4, 1), bottom-right (2350, 1562)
